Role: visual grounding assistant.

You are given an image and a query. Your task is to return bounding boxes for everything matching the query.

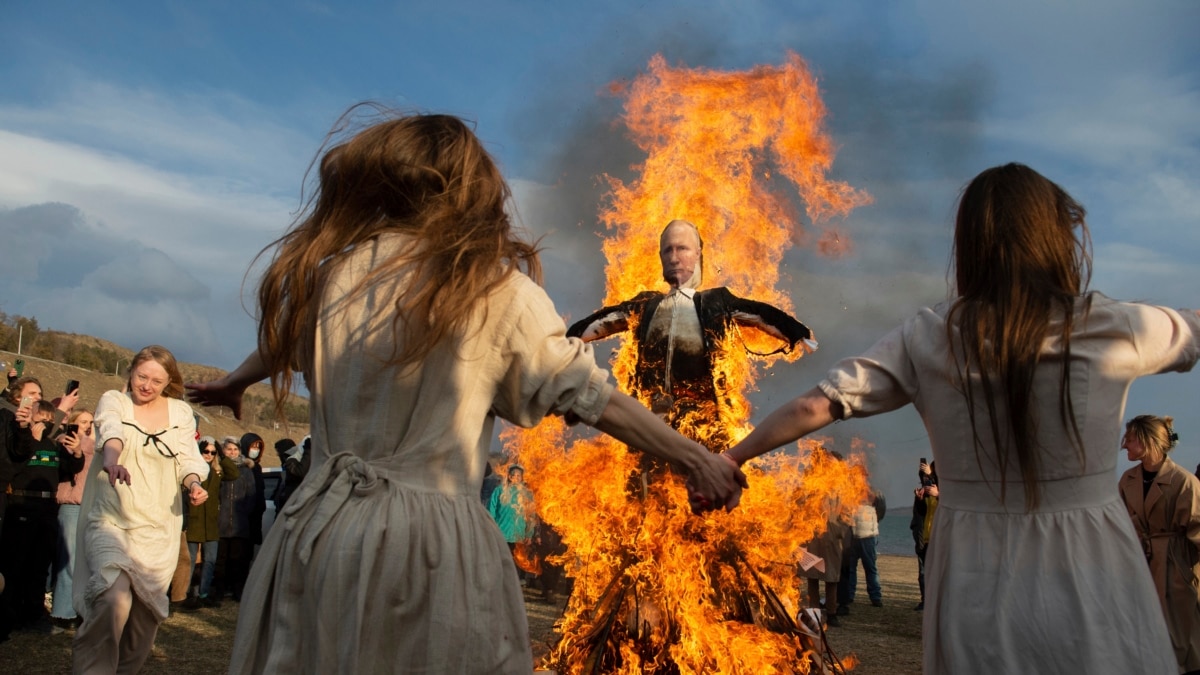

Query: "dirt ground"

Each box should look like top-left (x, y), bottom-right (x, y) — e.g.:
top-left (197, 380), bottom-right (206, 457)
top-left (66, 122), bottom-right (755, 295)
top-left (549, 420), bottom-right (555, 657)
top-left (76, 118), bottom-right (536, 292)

top-left (0, 555), bottom-right (922, 674)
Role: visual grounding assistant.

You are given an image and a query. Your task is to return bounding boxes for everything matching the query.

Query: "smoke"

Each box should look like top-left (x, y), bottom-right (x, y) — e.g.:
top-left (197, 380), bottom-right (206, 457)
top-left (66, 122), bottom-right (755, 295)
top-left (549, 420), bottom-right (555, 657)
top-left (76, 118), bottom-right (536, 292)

top-left (504, 21), bottom-right (995, 504)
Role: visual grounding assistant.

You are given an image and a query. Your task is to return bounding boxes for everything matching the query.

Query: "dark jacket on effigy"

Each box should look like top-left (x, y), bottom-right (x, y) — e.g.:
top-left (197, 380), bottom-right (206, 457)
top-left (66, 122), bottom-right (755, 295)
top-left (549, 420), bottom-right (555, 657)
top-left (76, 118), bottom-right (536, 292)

top-left (567, 287), bottom-right (812, 410)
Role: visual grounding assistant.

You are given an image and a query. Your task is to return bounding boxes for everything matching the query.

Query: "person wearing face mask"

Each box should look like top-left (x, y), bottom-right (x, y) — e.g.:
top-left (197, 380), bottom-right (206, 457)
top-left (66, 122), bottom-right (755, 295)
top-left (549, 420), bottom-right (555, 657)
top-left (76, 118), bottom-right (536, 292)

top-left (0, 400), bottom-right (84, 639)
top-left (238, 432), bottom-right (268, 556)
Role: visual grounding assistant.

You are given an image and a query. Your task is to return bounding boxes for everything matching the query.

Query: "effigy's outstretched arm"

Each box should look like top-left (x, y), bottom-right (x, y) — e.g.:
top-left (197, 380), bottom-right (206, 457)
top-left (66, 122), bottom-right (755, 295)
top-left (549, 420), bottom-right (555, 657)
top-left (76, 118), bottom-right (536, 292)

top-left (723, 290), bottom-right (818, 353)
top-left (566, 291), bottom-right (658, 342)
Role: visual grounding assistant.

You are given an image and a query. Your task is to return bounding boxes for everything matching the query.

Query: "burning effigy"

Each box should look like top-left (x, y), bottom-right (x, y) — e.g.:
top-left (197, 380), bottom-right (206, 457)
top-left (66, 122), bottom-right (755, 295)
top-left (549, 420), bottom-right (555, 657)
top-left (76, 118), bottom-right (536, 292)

top-left (505, 52), bottom-right (873, 674)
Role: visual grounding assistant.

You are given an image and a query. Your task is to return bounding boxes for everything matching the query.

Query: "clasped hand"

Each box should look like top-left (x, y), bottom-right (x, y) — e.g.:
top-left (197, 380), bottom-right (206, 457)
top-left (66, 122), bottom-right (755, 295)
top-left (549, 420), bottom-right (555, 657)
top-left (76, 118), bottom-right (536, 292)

top-left (686, 452), bottom-right (748, 515)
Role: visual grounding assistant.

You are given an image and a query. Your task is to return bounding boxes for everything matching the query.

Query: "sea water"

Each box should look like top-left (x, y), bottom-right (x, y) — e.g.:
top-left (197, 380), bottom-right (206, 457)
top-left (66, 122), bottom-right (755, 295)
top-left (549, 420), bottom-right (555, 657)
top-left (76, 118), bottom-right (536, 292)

top-left (877, 506), bottom-right (916, 557)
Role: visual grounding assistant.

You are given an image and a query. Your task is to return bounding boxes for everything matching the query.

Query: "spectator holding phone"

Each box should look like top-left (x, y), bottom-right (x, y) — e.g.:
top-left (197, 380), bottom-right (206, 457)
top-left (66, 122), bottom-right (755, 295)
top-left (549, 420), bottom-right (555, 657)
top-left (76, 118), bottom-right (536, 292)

top-left (215, 436), bottom-right (256, 602)
top-left (49, 409), bottom-right (95, 632)
top-left (72, 345), bottom-right (209, 673)
top-left (0, 377), bottom-right (51, 542)
top-left (910, 460), bottom-right (938, 611)
top-left (0, 400), bottom-right (84, 638)
top-left (271, 437), bottom-right (311, 511)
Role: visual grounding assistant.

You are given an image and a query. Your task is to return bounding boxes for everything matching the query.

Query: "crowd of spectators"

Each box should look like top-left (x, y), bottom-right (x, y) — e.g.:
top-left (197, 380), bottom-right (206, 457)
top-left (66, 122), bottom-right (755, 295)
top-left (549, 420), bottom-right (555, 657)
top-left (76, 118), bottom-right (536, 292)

top-left (0, 359), bottom-right (313, 654)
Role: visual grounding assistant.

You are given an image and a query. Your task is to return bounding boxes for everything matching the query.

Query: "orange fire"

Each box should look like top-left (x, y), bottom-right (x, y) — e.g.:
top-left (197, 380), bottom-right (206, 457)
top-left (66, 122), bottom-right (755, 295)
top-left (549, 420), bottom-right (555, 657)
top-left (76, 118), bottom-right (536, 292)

top-left (505, 53), bottom-right (872, 673)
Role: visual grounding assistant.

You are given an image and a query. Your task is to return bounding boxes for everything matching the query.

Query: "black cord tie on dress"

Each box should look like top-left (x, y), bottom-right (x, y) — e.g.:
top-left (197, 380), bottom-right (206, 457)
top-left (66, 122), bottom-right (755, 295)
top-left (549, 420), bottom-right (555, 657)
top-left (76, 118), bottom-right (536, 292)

top-left (122, 420), bottom-right (179, 458)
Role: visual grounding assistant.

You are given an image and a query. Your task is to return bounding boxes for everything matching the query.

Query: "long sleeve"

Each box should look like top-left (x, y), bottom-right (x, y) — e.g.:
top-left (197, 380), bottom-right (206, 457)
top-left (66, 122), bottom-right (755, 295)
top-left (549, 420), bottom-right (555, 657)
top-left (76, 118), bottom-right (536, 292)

top-left (566, 292), bottom-right (657, 342)
top-left (493, 283), bottom-right (615, 427)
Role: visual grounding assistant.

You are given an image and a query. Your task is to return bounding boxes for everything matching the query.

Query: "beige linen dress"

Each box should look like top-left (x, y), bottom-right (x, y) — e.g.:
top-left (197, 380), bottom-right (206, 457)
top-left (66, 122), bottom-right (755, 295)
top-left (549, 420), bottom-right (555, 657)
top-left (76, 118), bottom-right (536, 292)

top-left (819, 293), bottom-right (1200, 675)
top-left (228, 234), bottom-right (614, 674)
top-left (1119, 457), bottom-right (1200, 672)
top-left (74, 390), bottom-right (207, 620)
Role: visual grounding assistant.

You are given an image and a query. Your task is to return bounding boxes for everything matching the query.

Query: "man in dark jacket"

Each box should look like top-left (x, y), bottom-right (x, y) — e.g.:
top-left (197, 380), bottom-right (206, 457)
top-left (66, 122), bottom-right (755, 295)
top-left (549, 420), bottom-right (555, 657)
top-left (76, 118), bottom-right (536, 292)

top-left (568, 219), bottom-right (815, 452)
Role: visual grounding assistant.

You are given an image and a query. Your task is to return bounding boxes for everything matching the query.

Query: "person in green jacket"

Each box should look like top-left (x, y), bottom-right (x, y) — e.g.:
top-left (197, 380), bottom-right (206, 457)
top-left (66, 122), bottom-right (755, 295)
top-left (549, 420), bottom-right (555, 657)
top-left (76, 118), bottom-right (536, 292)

top-left (184, 436), bottom-right (239, 608)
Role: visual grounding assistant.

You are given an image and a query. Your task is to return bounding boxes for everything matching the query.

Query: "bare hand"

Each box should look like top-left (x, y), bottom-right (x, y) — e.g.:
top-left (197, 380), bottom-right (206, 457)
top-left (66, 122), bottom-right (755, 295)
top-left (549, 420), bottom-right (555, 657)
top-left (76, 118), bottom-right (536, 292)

top-left (106, 464), bottom-right (132, 487)
top-left (60, 431), bottom-right (81, 456)
top-left (185, 378), bottom-right (244, 420)
top-left (686, 452), bottom-right (748, 514)
top-left (57, 389), bottom-right (80, 413)
top-left (188, 483), bottom-right (208, 506)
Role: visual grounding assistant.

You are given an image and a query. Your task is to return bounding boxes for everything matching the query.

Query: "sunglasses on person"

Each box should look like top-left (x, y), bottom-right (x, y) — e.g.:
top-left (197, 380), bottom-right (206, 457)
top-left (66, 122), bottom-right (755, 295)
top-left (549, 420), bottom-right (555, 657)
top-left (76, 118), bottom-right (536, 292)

top-left (201, 449), bottom-right (217, 456)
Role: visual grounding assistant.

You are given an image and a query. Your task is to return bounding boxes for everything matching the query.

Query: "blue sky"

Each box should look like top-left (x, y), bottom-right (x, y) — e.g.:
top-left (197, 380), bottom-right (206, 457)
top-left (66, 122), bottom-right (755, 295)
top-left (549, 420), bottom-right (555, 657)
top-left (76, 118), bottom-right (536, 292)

top-left (1, 1), bottom-right (1197, 501)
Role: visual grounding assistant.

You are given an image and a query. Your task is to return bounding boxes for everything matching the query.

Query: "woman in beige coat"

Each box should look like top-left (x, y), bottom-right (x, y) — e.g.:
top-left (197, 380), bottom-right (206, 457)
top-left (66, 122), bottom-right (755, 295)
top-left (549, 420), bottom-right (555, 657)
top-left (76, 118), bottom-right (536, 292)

top-left (1119, 415), bottom-right (1200, 674)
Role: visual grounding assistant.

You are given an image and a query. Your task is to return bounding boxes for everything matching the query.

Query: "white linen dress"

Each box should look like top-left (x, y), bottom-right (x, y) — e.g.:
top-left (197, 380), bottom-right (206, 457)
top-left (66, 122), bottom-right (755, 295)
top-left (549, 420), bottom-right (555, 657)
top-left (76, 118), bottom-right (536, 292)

top-left (228, 234), bottom-right (615, 674)
top-left (819, 293), bottom-right (1200, 674)
top-left (74, 390), bottom-right (207, 620)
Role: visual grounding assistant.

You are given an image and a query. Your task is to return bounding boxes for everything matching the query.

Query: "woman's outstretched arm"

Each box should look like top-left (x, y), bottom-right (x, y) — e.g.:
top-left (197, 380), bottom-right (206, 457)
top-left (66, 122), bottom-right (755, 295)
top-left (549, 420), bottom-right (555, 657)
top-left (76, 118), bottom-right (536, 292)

top-left (723, 386), bottom-right (842, 466)
top-left (590, 391), bottom-right (748, 512)
top-left (184, 350), bottom-right (269, 420)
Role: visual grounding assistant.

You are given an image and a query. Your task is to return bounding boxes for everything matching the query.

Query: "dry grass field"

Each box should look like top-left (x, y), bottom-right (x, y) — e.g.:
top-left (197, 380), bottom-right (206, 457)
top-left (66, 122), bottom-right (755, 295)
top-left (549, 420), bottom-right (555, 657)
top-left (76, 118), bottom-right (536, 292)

top-left (0, 554), bottom-right (922, 674)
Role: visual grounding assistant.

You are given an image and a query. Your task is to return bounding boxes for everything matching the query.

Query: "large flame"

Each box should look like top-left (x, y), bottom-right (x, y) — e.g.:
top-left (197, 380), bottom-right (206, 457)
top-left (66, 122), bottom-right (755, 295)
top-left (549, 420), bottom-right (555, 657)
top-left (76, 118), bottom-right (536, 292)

top-left (507, 53), bottom-right (872, 673)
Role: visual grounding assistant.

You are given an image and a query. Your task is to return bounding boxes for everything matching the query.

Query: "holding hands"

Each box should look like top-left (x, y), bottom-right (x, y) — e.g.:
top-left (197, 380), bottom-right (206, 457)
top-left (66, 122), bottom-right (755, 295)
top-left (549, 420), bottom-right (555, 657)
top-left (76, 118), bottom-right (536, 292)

top-left (187, 480), bottom-right (208, 506)
top-left (687, 449), bottom-right (748, 514)
top-left (687, 453), bottom-right (746, 514)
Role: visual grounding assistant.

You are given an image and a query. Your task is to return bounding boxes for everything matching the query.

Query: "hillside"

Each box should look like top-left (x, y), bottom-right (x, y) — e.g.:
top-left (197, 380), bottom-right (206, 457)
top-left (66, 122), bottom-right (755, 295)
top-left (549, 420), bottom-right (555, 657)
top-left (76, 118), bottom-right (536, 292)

top-left (1, 347), bottom-right (310, 468)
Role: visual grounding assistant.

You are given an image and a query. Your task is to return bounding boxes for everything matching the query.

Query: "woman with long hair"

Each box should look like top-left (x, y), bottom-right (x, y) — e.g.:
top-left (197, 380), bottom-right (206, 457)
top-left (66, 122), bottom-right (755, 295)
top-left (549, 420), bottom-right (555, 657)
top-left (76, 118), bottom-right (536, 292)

top-left (719, 163), bottom-right (1199, 674)
top-left (49, 408), bottom-right (96, 631)
top-left (186, 108), bottom-right (745, 673)
top-left (185, 436), bottom-right (239, 608)
top-left (1119, 415), bottom-right (1200, 674)
top-left (72, 345), bottom-right (209, 673)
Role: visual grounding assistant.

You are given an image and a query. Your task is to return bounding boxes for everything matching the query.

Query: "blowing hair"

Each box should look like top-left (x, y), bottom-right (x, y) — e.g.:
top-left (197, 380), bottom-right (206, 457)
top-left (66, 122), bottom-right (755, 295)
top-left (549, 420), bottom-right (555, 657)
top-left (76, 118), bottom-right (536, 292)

top-left (1125, 415), bottom-right (1179, 464)
top-left (948, 163), bottom-right (1092, 511)
top-left (254, 105), bottom-right (541, 417)
top-left (127, 345), bottom-right (185, 399)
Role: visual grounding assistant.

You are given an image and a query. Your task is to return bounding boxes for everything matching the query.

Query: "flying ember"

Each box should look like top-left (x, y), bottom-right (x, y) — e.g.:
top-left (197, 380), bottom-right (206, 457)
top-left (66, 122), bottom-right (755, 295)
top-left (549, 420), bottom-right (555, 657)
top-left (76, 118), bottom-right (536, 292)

top-left (506, 52), bottom-right (873, 674)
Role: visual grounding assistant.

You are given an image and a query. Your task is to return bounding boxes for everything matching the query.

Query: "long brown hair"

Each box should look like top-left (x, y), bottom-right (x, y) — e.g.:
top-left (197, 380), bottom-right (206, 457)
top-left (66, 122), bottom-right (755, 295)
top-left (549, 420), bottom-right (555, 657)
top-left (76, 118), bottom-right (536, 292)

top-left (948, 163), bottom-right (1092, 510)
top-left (255, 106), bottom-right (541, 415)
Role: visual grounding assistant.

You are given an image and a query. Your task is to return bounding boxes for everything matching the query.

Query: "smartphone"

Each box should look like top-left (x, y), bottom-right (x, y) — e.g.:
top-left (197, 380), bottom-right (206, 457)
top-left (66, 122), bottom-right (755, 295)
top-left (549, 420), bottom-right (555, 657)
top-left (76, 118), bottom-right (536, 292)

top-left (63, 423), bottom-right (80, 435)
top-left (18, 395), bottom-right (33, 410)
top-left (65, 379), bottom-right (80, 395)
top-left (14, 359), bottom-right (24, 377)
